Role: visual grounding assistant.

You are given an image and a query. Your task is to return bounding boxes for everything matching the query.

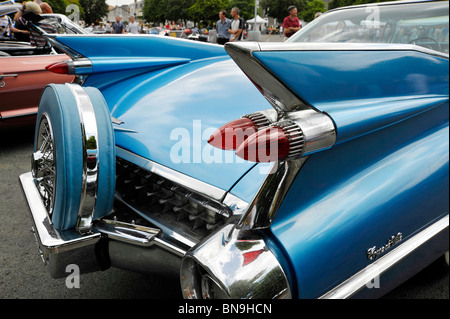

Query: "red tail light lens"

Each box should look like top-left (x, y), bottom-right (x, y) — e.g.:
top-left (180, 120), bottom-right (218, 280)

top-left (46, 62), bottom-right (69, 74)
top-left (236, 121), bottom-right (305, 163)
top-left (208, 118), bottom-right (258, 150)
top-left (236, 126), bottom-right (290, 162)
top-left (208, 112), bottom-right (272, 151)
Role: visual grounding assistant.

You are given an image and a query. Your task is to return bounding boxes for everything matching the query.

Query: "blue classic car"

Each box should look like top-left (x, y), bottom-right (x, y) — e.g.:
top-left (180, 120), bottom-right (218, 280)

top-left (20, 0), bottom-right (448, 299)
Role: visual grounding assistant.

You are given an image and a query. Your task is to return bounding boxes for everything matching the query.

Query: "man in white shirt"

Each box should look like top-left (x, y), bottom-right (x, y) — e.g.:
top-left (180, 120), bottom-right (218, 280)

top-left (127, 16), bottom-right (140, 34)
top-left (228, 7), bottom-right (245, 42)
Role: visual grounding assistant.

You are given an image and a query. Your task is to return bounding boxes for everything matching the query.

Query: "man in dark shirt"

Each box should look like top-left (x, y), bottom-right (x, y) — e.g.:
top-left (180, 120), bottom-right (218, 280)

top-left (113, 16), bottom-right (125, 34)
top-left (283, 5), bottom-right (301, 40)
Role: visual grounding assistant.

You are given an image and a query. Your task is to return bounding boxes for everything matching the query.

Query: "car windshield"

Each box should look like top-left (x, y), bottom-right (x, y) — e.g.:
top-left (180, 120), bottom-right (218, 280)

top-left (288, 1), bottom-right (449, 54)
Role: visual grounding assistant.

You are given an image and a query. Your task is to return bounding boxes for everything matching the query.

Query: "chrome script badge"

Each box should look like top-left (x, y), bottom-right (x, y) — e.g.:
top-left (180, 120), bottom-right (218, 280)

top-left (367, 233), bottom-right (403, 260)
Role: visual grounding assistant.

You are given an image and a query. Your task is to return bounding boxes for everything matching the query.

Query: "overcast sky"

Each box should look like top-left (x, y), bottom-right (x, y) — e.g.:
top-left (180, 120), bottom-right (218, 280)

top-left (105, 0), bottom-right (136, 7)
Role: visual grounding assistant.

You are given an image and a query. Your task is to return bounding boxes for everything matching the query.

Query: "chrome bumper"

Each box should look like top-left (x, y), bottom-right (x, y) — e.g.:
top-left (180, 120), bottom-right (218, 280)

top-left (20, 172), bottom-right (104, 278)
top-left (19, 171), bottom-right (183, 278)
top-left (20, 170), bottom-right (291, 299)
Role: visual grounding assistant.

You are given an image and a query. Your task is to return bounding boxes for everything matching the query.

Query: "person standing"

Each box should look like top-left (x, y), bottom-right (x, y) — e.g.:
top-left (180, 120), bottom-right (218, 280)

top-left (282, 5), bottom-right (301, 40)
top-left (216, 10), bottom-right (231, 45)
top-left (127, 16), bottom-right (139, 34)
top-left (228, 7), bottom-right (245, 42)
top-left (113, 16), bottom-right (125, 34)
top-left (12, 1), bottom-right (43, 42)
top-left (0, 14), bottom-right (13, 39)
top-left (40, 2), bottom-right (53, 14)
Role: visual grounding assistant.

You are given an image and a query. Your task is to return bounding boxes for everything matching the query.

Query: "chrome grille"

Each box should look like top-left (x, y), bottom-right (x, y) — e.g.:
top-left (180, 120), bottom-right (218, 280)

top-left (115, 158), bottom-right (231, 243)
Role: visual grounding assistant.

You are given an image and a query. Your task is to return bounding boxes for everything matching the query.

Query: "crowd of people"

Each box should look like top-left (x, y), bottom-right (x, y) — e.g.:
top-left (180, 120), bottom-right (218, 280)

top-left (1, 1), bottom-right (308, 45)
top-left (215, 5), bottom-right (307, 44)
top-left (1, 0), bottom-right (52, 42)
top-left (83, 4), bottom-right (307, 44)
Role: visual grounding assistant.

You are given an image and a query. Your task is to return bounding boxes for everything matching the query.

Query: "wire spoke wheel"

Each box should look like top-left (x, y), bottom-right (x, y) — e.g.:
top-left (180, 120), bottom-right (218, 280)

top-left (32, 113), bottom-right (56, 217)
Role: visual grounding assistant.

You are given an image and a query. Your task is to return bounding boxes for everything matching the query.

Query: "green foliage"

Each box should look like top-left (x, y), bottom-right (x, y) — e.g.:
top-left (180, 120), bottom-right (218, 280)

top-left (45, 0), bottom-right (68, 13)
top-left (302, 0), bottom-right (325, 22)
top-left (79, 0), bottom-right (108, 25)
top-left (328, 0), bottom-right (392, 10)
top-left (143, 0), bottom-right (166, 24)
top-left (44, 0), bottom-right (94, 22)
top-left (227, 0), bottom-right (255, 20)
top-left (143, 0), bottom-right (256, 26)
top-left (259, 0), bottom-right (306, 22)
top-left (188, 0), bottom-right (230, 25)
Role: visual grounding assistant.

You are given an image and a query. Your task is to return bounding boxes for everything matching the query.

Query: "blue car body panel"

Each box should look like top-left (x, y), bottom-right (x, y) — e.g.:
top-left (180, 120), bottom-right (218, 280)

top-left (253, 50), bottom-right (449, 143)
top-left (106, 58), bottom-right (271, 191)
top-left (52, 35), bottom-right (274, 192)
top-left (252, 50), bottom-right (449, 298)
top-left (271, 105), bottom-right (448, 298)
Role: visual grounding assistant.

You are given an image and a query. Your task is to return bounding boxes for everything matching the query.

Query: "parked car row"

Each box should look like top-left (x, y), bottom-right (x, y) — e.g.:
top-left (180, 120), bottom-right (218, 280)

top-left (0, 4), bottom-right (86, 128)
top-left (3, 0), bottom-right (449, 299)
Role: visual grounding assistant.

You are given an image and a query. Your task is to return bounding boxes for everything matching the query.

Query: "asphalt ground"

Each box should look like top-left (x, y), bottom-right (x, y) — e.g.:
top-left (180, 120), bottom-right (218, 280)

top-left (0, 125), bottom-right (448, 301)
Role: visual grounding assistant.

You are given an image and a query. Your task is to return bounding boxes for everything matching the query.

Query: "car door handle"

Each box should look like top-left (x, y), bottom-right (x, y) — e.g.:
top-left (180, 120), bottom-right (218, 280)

top-left (0, 74), bottom-right (18, 80)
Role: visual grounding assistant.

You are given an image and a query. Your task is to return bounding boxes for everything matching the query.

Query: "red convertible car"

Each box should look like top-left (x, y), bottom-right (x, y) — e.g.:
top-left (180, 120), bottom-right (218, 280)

top-left (0, 5), bottom-right (84, 128)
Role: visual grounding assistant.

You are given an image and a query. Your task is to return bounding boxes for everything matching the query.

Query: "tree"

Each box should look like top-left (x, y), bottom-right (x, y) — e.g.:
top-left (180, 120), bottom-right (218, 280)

top-left (166, 0), bottom-right (196, 25)
top-left (188, 0), bottom-right (230, 26)
top-left (143, 0), bottom-right (167, 24)
top-left (328, 0), bottom-right (391, 10)
top-left (227, 0), bottom-right (255, 20)
top-left (302, 0), bottom-right (326, 22)
top-left (79, 0), bottom-right (108, 25)
top-left (45, 0), bottom-right (83, 15)
top-left (45, 0), bottom-right (67, 13)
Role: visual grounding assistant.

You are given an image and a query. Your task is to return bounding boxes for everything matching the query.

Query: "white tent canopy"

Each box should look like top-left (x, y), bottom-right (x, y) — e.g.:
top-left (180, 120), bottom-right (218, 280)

top-left (246, 15), bottom-right (269, 24)
top-left (247, 15), bottom-right (268, 31)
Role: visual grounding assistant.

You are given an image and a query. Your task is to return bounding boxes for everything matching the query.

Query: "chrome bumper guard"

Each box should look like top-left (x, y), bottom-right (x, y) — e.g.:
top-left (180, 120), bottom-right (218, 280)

top-left (180, 224), bottom-right (292, 299)
top-left (19, 171), bottom-right (184, 278)
top-left (20, 172), bottom-right (103, 278)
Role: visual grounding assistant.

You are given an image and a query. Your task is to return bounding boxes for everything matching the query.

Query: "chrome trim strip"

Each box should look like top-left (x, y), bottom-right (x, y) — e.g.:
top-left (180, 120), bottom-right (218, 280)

top-left (68, 58), bottom-right (93, 75)
top-left (19, 172), bottom-right (100, 254)
top-left (0, 111), bottom-right (37, 119)
top-left (257, 42), bottom-right (449, 60)
top-left (65, 84), bottom-right (99, 233)
top-left (45, 37), bottom-right (85, 60)
top-left (319, 214), bottom-right (449, 299)
top-left (237, 159), bottom-right (307, 230)
top-left (153, 237), bottom-right (186, 257)
top-left (285, 109), bottom-right (337, 156)
top-left (225, 42), bottom-right (308, 113)
top-left (95, 219), bottom-right (160, 247)
top-left (116, 147), bottom-right (227, 202)
top-left (0, 74), bottom-right (18, 80)
top-left (221, 193), bottom-right (249, 217)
